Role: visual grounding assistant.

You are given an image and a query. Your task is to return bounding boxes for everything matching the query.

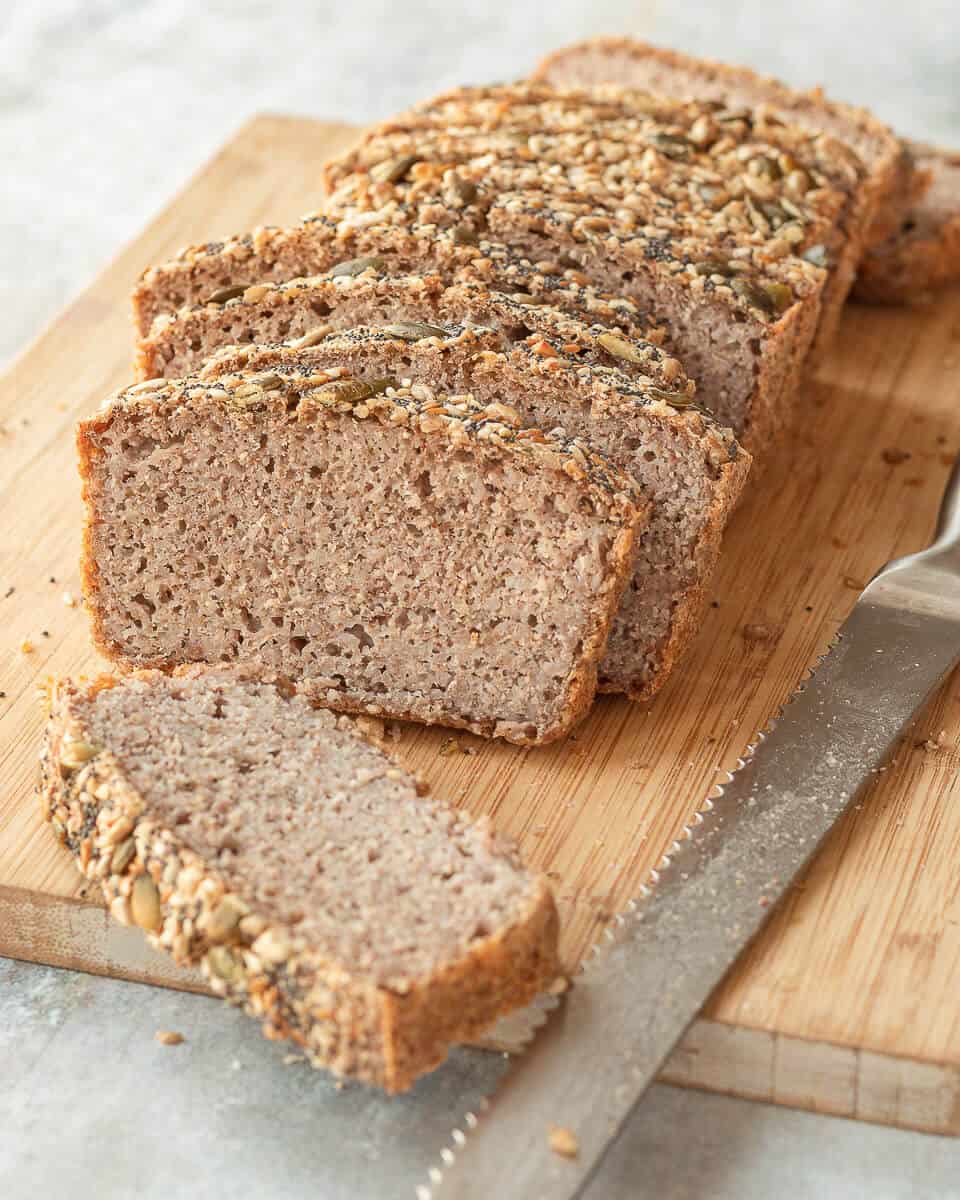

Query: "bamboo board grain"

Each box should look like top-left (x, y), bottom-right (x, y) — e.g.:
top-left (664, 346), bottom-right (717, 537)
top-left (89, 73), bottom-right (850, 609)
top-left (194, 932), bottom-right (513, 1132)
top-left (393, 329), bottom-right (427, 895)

top-left (2, 114), bottom-right (960, 1135)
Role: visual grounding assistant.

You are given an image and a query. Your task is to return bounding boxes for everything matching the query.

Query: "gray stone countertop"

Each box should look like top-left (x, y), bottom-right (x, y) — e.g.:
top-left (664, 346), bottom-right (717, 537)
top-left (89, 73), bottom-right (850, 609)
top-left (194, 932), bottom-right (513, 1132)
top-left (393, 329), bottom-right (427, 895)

top-left (4, 1), bottom-right (960, 1196)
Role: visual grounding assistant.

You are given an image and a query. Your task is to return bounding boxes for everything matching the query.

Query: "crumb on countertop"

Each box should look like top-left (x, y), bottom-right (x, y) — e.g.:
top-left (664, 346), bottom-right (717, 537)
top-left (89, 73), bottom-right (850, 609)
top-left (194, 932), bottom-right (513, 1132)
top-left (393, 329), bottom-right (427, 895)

top-left (155, 1030), bottom-right (184, 1046)
top-left (548, 1125), bottom-right (579, 1159)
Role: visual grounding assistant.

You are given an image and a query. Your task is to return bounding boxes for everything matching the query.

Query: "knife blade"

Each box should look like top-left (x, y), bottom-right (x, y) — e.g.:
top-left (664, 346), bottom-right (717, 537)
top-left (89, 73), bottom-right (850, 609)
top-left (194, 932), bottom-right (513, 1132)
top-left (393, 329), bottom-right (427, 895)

top-left (421, 455), bottom-right (960, 1200)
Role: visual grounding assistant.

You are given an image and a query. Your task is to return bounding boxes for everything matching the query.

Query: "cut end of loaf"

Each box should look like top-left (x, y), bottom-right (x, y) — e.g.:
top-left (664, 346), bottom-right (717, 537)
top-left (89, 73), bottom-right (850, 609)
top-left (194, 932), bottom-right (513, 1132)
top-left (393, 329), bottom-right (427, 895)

top-left (40, 666), bottom-right (559, 1091)
top-left (78, 365), bottom-right (644, 745)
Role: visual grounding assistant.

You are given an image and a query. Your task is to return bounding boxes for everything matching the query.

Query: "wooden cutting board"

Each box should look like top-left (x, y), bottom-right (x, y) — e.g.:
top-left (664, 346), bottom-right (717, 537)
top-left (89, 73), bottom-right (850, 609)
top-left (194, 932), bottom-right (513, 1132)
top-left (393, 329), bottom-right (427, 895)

top-left (3, 114), bottom-right (960, 1136)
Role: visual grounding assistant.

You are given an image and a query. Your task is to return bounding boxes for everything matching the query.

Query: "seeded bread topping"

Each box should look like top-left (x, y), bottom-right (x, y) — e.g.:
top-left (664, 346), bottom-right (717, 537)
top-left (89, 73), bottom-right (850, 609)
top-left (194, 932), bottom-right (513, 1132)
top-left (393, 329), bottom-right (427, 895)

top-left (131, 206), bottom-right (807, 457)
top-left (79, 355), bottom-right (646, 744)
top-left (137, 267), bottom-right (694, 399)
top-left (197, 327), bottom-right (748, 701)
top-left (40, 666), bottom-right (558, 1091)
top-left (321, 82), bottom-right (860, 331)
top-left (533, 37), bottom-right (913, 248)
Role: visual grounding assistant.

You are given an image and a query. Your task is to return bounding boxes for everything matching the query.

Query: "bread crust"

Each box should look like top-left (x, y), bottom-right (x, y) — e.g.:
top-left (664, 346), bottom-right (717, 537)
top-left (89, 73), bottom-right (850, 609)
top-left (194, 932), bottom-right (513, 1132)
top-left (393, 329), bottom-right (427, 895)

top-left (39, 668), bottom-right (559, 1092)
top-left (853, 143), bottom-right (960, 304)
top-left (78, 366), bottom-right (648, 746)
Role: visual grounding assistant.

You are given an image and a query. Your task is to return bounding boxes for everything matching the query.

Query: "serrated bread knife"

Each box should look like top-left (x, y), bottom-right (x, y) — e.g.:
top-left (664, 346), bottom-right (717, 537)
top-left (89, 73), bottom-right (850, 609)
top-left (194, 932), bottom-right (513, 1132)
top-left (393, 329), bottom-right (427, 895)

top-left (422, 456), bottom-right (960, 1200)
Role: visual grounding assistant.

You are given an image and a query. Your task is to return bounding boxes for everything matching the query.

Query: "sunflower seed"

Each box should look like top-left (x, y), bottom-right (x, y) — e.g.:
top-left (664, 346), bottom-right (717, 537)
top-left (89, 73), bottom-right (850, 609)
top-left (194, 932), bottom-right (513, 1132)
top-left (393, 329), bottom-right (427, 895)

top-left (131, 874), bottom-right (162, 932)
top-left (290, 326), bottom-right (332, 349)
top-left (382, 321), bottom-right (449, 341)
top-left (597, 332), bottom-right (645, 364)
top-left (370, 153), bottom-right (418, 185)
top-left (329, 256), bottom-right (386, 278)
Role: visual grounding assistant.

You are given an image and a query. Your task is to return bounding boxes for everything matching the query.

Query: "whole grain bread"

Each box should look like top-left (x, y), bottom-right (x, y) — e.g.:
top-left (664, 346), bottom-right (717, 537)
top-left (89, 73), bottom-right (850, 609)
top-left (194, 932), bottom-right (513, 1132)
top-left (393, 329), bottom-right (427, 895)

top-left (78, 355), bottom-right (646, 744)
top-left (132, 221), bottom-right (654, 346)
top-left (853, 143), bottom-right (960, 304)
top-left (136, 267), bottom-right (692, 391)
top-left (532, 37), bottom-right (913, 248)
top-left (319, 82), bottom-right (881, 453)
top-left (132, 209), bottom-right (813, 461)
top-left (39, 666), bottom-right (558, 1092)
top-left (198, 322), bottom-right (749, 701)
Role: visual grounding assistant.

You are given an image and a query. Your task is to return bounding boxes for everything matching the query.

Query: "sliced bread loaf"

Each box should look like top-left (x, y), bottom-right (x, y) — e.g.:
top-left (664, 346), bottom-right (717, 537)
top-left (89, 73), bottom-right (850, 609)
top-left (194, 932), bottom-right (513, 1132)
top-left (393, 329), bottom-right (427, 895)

top-left (78, 359), bottom-right (646, 744)
top-left (198, 326), bottom-right (748, 701)
top-left (532, 37), bottom-right (913, 248)
top-left (133, 219), bottom-right (672, 351)
top-left (853, 143), bottom-right (960, 304)
top-left (322, 82), bottom-right (866, 351)
top-left (40, 666), bottom-right (558, 1092)
top-left (135, 268), bottom-right (692, 389)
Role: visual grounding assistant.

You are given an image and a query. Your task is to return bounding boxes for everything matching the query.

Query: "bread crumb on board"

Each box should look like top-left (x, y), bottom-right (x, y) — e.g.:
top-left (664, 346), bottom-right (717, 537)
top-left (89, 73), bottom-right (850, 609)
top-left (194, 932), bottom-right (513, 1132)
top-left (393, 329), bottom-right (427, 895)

top-left (548, 1124), bottom-right (579, 1158)
top-left (155, 1030), bottom-right (184, 1046)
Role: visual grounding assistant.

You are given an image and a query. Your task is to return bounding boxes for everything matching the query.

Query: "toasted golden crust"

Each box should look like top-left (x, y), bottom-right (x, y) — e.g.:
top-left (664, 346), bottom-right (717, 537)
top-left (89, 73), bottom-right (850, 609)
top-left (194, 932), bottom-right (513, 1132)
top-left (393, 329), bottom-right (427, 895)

top-left (39, 668), bottom-right (559, 1092)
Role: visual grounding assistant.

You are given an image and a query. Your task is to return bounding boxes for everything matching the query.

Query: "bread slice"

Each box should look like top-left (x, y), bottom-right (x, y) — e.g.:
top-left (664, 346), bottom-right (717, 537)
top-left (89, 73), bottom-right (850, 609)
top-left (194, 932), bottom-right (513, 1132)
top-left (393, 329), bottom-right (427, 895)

top-left (39, 666), bottom-right (558, 1092)
top-left (532, 37), bottom-right (913, 248)
top-left (136, 268), bottom-right (693, 390)
top-left (322, 81), bottom-right (868, 352)
top-left (78, 358), bottom-right (646, 744)
top-left (198, 324), bottom-right (749, 701)
top-left (133, 218), bottom-right (680, 352)
top-left (853, 143), bottom-right (960, 304)
top-left (319, 83), bottom-right (872, 454)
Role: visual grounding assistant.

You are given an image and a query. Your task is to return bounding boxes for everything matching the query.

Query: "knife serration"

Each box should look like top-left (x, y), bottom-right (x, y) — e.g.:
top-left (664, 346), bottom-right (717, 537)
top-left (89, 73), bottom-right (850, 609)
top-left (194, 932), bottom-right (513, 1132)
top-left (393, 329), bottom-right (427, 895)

top-left (420, 459), bottom-right (960, 1200)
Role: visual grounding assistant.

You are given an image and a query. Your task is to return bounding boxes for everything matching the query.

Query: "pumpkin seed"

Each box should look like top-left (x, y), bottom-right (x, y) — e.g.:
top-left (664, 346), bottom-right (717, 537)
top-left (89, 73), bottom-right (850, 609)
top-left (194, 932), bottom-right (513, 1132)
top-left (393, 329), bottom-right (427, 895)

top-left (110, 838), bottom-right (136, 875)
top-left (206, 945), bottom-right (246, 985)
top-left (731, 277), bottom-right (776, 316)
top-left (446, 173), bottom-right (478, 206)
top-left (450, 223), bottom-right (479, 246)
top-left (131, 874), bottom-right (162, 932)
top-left (205, 285), bottom-right (247, 305)
top-left (650, 388), bottom-right (695, 408)
top-left (330, 256), bottom-right (386, 278)
top-left (653, 132), bottom-right (691, 158)
top-left (597, 332), bottom-right (644, 364)
top-left (762, 282), bottom-right (794, 313)
top-left (206, 894), bottom-right (250, 940)
top-left (247, 372), bottom-right (282, 390)
top-left (803, 243), bottom-right (829, 268)
top-left (382, 321), bottom-right (449, 341)
top-left (370, 153), bottom-right (418, 185)
top-left (750, 155), bottom-right (782, 180)
top-left (693, 259), bottom-right (735, 277)
top-left (60, 739), bottom-right (101, 771)
top-left (315, 378), bottom-right (396, 405)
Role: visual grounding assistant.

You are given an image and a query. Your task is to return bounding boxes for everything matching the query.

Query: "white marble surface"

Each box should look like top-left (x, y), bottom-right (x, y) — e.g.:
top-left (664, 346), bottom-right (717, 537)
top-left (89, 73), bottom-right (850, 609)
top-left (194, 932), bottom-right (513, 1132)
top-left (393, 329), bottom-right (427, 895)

top-left (4, 2), bottom-right (960, 1196)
